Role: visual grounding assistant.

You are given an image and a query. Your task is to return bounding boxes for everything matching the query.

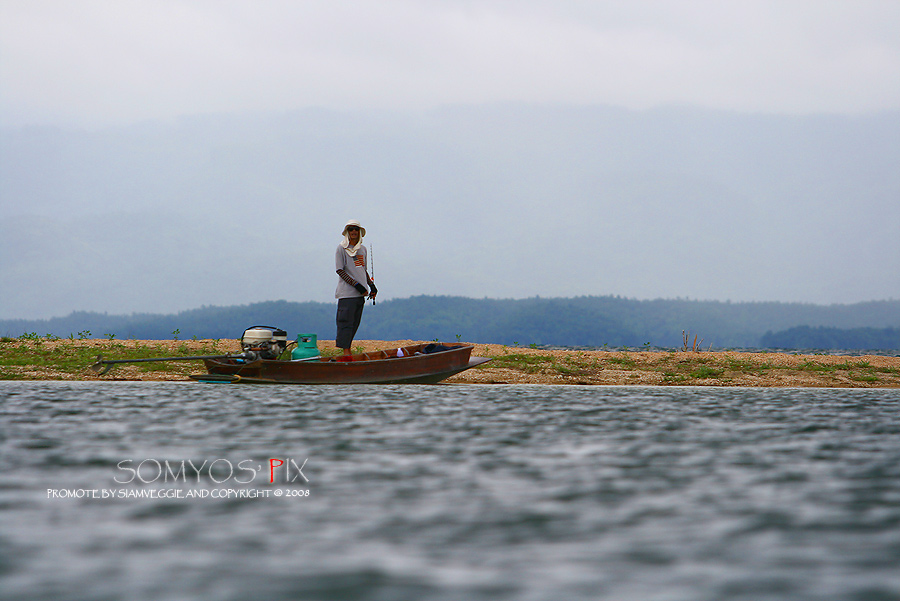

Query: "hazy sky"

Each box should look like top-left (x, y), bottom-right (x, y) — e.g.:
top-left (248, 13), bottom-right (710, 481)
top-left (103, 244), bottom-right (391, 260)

top-left (2, 0), bottom-right (900, 127)
top-left (2, 1), bottom-right (899, 320)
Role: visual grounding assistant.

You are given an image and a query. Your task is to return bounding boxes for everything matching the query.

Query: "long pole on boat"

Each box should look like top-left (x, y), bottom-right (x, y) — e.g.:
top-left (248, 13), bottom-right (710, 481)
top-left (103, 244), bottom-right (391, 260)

top-left (89, 352), bottom-right (250, 376)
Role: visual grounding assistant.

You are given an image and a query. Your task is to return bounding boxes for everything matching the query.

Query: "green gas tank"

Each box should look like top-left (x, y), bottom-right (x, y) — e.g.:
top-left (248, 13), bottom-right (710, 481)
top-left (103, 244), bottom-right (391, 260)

top-left (291, 334), bottom-right (319, 361)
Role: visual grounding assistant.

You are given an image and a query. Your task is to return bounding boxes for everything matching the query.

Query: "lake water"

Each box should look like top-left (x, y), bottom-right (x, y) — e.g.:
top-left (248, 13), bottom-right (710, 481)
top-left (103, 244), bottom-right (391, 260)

top-left (2, 382), bottom-right (899, 601)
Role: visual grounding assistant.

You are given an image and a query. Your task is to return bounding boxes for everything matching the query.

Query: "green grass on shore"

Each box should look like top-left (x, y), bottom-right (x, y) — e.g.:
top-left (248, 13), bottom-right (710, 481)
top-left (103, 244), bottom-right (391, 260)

top-left (0, 337), bottom-right (228, 380)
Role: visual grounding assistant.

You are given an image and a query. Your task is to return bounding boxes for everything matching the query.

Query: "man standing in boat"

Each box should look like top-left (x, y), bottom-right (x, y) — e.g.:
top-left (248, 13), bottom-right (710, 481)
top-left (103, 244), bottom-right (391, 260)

top-left (335, 219), bottom-right (377, 358)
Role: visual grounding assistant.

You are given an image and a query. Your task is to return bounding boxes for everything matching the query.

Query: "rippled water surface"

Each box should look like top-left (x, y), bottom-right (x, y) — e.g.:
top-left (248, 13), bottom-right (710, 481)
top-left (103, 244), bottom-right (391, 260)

top-left (2, 382), bottom-right (900, 601)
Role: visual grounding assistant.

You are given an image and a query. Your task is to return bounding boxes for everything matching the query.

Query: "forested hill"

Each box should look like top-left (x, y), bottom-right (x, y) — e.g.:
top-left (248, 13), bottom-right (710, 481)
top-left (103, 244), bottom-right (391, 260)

top-left (759, 327), bottom-right (900, 351)
top-left (2, 296), bottom-right (899, 350)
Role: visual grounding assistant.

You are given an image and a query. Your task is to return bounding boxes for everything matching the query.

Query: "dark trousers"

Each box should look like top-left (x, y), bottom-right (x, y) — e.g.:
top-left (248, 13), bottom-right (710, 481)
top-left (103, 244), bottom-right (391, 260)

top-left (335, 296), bottom-right (365, 349)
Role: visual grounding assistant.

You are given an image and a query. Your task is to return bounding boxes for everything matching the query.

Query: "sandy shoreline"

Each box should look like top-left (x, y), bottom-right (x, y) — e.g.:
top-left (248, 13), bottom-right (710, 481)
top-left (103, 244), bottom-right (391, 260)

top-left (2, 338), bottom-right (899, 388)
top-left (453, 342), bottom-right (900, 387)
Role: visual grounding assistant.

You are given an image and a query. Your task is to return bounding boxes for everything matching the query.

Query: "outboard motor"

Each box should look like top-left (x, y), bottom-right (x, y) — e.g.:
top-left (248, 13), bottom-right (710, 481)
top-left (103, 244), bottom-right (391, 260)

top-left (240, 326), bottom-right (288, 360)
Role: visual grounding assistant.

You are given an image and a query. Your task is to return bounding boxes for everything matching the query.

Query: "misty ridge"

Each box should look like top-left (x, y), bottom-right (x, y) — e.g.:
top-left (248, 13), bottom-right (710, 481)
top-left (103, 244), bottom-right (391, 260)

top-left (1, 103), bottom-right (899, 322)
top-left (1, 297), bottom-right (899, 351)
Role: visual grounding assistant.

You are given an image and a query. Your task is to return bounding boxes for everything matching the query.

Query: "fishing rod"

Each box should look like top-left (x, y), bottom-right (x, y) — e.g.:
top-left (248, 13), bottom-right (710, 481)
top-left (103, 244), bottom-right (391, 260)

top-left (370, 242), bottom-right (376, 305)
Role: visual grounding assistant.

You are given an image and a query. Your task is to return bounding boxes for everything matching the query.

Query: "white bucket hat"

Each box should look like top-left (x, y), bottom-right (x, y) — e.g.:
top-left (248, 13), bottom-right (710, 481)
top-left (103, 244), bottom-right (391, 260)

top-left (341, 219), bottom-right (366, 237)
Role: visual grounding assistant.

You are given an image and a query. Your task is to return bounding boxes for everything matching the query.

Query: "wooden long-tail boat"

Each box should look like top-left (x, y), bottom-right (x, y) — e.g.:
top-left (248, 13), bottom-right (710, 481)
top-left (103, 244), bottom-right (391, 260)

top-left (189, 343), bottom-right (490, 384)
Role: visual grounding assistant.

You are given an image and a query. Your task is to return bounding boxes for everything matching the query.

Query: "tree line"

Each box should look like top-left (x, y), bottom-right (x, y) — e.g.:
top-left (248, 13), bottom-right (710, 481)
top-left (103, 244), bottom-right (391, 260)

top-left (2, 296), bottom-right (898, 350)
top-left (760, 326), bottom-right (900, 351)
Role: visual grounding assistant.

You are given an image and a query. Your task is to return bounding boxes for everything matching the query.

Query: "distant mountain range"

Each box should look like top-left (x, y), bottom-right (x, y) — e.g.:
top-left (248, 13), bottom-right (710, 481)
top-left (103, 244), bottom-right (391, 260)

top-left (2, 296), bottom-right (898, 350)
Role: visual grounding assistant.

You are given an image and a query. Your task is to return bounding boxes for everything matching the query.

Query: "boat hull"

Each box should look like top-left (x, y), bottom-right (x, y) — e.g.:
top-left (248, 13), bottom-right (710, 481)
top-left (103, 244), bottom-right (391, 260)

top-left (190, 343), bottom-right (489, 384)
